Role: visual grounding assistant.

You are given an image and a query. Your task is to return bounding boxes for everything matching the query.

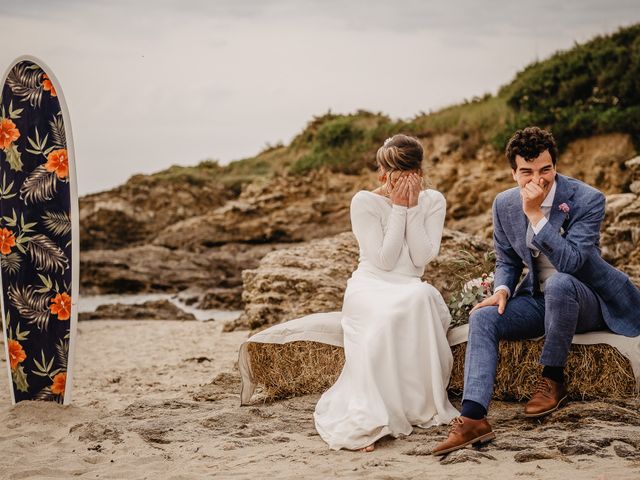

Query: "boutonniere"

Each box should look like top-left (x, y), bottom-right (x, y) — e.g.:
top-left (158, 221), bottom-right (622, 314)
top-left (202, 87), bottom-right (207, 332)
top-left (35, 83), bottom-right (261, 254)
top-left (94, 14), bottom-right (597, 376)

top-left (558, 203), bottom-right (570, 235)
top-left (558, 203), bottom-right (570, 218)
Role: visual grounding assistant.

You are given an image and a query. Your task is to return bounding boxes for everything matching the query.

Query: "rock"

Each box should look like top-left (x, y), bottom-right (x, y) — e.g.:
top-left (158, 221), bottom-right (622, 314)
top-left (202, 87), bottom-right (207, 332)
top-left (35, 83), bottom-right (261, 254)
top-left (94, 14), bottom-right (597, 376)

top-left (152, 169), bottom-right (367, 251)
top-left (227, 228), bottom-right (491, 332)
top-left (625, 155), bottom-right (640, 169)
top-left (197, 287), bottom-right (244, 310)
top-left (80, 168), bottom-right (236, 250)
top-left (557, 134), bottom-right (636, 195)
top-left (601, 193), bottom-right (640, 285)
top-left (79, 300), bottom-right (196, 321)
top-left (79, 243), bottom-right (282, 299)
top-left (629, 181), bottom-right (640, 194)
top-left (439, 449), bottom-right (497, 465)
top-left (225, 232), bottom-right (358, 332)
top-left (513, 449), bottom-right (568, 463)
top-left (604, 193), bottom-right (637, 219)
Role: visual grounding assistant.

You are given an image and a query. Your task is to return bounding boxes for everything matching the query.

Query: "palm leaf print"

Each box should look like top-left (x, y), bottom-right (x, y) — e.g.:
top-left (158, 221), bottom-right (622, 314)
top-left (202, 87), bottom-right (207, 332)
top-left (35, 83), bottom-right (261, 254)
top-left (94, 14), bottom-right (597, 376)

top-left (8, 284), bottom-right (52, 330)
top-left (33, 386), bottom-right (62, 403)
top-left (20, 165), bottom-right (58, 204)
top-left (55, 339), bottom-right (69, 371)
top-left (49, 114), bottom-right (66, 149)
top-left (1, 252), bottom-right (22, 275)
top-left (6, 63), bottom-right (44, 108)
top-left (26, 234), bottom-right (69, 274)
top-left (42, 211), bottom-right (71, 237)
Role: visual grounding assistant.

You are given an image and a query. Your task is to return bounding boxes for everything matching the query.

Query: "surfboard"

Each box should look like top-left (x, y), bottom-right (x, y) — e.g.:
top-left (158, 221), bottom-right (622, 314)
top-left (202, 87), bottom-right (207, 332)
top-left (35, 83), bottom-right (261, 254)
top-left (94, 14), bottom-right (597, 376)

top-left (0, 56), bottom-right (79, 405)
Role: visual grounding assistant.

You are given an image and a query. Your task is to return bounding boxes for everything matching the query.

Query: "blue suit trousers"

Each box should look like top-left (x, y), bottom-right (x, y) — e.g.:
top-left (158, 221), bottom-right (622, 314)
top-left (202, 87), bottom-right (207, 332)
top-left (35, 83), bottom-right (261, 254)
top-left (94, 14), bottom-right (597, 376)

top-left (462, 272), bottom-right (607, 410)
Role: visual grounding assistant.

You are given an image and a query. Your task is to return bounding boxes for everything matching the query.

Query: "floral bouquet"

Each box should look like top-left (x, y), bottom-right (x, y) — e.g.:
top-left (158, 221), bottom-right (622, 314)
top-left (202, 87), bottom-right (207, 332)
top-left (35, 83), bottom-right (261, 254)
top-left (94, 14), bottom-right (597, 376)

top-left (448, 272), bottom-right (494, 328)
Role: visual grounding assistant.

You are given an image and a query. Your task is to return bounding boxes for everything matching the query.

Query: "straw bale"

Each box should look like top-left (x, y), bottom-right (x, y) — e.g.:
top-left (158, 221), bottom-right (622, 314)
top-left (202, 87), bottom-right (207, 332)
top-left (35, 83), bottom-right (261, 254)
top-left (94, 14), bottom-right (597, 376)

top-left (248, 339), bottom-right (636, 402)
top-left (247, 342), bottom-right (344, 400)
top-left (449, 340), bottom-right (636, 400)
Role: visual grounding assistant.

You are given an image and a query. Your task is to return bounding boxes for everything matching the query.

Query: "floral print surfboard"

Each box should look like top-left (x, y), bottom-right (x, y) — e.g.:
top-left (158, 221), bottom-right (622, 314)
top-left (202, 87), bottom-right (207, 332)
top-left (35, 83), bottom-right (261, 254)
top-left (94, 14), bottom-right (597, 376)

top-left (0, 56), bottom-right (79, 405)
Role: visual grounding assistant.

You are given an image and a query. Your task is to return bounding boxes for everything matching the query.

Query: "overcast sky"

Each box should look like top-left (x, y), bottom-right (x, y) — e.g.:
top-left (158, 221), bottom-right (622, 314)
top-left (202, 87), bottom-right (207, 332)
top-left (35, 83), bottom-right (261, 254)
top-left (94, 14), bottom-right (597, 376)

top-left (1, 0), bottom-right (638, 195)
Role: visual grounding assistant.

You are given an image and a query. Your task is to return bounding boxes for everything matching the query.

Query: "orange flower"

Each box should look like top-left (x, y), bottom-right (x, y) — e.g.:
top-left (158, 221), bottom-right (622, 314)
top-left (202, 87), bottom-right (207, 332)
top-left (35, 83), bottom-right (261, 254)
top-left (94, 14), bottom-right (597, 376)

top-left (45, 149), bottom-right (69, 179)
top-left (42, 74), bottom-right (57, 97)
top-left (0, 227), bottom-right (16, 255)
top-left (8, 339), bottom-right (26, 370)
top-left (50, 292), bottom-right (71, 320)
top-left (0, 118), bottom-right (20, 149)
top-left (51, 372), bottom-right (66, 395)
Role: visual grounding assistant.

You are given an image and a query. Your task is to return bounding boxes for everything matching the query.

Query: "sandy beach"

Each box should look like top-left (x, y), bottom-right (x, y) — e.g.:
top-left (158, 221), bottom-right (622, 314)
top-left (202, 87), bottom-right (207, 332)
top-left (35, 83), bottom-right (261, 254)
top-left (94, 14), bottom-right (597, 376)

top-left (0, 318), bottom-right (638, 479)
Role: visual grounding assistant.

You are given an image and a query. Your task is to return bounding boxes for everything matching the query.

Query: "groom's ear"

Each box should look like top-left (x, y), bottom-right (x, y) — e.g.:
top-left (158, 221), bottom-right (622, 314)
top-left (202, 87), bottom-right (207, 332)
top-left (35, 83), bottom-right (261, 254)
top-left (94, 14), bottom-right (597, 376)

top-left (511, 169), bottom-right (518, 182)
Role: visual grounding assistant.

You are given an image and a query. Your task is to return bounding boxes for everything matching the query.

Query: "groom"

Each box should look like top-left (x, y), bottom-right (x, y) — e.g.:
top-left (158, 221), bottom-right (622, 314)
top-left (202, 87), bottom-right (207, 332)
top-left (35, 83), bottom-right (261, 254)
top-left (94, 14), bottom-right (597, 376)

top-left (433, 126), bottom-right (640, 456)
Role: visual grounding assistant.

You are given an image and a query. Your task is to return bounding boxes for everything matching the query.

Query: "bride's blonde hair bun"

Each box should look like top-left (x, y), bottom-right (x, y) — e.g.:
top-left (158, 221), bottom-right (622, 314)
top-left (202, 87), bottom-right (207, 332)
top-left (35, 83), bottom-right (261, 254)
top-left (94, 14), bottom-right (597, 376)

top-left (376, 134), bottom-right (423, 173)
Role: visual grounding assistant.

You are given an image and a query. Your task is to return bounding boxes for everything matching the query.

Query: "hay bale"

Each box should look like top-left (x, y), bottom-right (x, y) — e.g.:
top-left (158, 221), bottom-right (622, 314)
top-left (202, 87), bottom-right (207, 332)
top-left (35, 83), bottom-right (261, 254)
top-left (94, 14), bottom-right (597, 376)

top-left (449, 340), bottom-right (636, 400)
top-left (247, 342), bottom-right (345, 400)
top-left (247, 340), bottom-right (636, 402)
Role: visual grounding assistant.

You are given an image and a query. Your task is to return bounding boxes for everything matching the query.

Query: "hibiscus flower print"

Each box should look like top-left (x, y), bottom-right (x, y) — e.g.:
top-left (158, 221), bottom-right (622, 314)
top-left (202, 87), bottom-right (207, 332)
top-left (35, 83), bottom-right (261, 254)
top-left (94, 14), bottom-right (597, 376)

top-left (0, 227), bottom-right (16, 255)
top-left (0, 118), bottom-right (20, 149)
top-left (51, 372), bottom-right (66, 395)
top-left (8, 339), bottom-right (27, 370)
top-left (45, 149), bottom-right (68, 179)
top-left (42, 74), bottom-right (57, 97)
top-left (50, 292), bottom-right (71, 320)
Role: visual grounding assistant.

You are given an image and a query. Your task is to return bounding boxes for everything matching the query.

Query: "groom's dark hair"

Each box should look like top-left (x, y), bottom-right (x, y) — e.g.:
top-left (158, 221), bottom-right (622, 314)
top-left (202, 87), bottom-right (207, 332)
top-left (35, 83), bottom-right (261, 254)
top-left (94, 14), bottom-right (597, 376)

top-left (505, 127), bottom-right (558, 169)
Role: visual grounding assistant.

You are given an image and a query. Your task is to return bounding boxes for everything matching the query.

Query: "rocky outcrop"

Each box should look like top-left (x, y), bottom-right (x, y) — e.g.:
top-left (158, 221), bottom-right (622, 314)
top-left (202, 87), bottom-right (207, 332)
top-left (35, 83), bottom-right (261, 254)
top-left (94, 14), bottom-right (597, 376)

top-left (227, 228), bottom-right (492, 332)
top-left (152, 169), bottom-right (368, 251)
top-left (224, 232), bottom-right (358, 332)
top-left (80, 243), bottom-right (283, 297)
top-left (601, 156), bottom-right (640, 284)
top-left (77, 132), bottom-right (637, 312)
top-left (80, 167), bottom-right (236, 251)
top-left (197, 287), bottom-right (244, 310)
top-left (79, 300), bottom-right (196, 321)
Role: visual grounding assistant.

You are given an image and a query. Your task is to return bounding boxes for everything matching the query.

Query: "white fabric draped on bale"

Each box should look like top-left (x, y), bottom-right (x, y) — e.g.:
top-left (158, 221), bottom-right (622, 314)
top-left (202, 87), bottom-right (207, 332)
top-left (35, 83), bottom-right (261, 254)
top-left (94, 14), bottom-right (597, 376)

top-left (238, 312), bottom-right (640, 405)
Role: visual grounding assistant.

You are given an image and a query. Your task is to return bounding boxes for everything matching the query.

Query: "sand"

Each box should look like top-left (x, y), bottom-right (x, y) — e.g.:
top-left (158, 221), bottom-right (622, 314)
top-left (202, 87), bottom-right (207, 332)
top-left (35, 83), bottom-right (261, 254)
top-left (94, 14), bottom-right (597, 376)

top-left (1, 319), bottom-right (639, 479)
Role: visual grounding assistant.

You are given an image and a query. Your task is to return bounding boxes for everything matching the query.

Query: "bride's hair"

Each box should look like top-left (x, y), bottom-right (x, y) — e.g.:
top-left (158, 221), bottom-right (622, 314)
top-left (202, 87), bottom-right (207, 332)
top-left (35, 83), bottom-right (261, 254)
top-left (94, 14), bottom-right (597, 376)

top-left (376, 134), bottom-right (424, 173)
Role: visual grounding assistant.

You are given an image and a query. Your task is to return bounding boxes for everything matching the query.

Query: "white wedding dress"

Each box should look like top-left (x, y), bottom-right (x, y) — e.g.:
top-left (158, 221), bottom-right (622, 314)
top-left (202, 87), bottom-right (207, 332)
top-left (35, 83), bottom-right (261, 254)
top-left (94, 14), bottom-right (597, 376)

top-left (313, 189), bottom-right (459, 450)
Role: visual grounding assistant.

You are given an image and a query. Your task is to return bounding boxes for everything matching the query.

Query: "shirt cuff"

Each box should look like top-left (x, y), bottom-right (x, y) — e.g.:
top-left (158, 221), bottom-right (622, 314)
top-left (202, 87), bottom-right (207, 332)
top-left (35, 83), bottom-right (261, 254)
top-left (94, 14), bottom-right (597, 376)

top-left (392, 204), bottom-right (408, 212)
top-left (531, 216), bottom-right (548, 235)
top-left (494, 285), bottom-right (511, 299)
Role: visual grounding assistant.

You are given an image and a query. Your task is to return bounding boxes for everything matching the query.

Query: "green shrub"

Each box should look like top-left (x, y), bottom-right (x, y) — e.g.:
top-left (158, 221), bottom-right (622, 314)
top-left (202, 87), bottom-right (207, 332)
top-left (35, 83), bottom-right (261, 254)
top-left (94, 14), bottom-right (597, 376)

top-left (290, 112), bottom-right (398, 174)
top-left (495, 23), bottom-right (640, 149)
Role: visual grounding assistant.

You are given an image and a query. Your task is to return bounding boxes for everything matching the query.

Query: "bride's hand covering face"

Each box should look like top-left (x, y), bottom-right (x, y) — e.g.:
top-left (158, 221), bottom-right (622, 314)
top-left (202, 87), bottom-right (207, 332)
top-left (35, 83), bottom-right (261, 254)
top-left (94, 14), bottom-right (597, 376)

top-left (406, 172), bottom-right (421, 208)
top-left (388, 171), bottom-right (422, 208)
top-left (390, 175), bottom-right (410, 207)
top-left (376, 135), bottom-right (426, 207)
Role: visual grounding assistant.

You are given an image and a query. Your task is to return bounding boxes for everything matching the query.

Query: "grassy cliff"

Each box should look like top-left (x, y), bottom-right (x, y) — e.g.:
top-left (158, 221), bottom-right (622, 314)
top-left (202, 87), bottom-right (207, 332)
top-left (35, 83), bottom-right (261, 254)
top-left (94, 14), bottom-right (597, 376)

top-left (150, 23), bottom-right (640, 188)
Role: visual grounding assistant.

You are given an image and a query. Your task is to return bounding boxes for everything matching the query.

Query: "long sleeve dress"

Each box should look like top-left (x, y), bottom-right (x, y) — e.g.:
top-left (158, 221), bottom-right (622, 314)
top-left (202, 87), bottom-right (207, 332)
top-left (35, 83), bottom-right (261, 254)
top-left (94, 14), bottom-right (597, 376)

top-left (313, 189), bottom-right (459, 450)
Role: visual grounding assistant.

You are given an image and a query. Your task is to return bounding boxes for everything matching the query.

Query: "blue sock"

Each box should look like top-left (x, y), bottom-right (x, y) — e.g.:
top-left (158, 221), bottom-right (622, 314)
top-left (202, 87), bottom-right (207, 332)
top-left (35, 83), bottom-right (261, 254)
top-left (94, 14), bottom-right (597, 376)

top-left (461, 400), bottom-right (487, 420)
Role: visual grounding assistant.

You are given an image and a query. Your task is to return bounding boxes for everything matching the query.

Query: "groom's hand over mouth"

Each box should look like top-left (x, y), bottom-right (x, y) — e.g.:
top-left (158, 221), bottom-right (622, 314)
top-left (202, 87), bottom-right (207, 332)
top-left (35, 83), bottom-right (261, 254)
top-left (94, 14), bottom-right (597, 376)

top-left (520, 180), bottom-right (546, 227)
top-left (471, 289), bottom-right (509, 315)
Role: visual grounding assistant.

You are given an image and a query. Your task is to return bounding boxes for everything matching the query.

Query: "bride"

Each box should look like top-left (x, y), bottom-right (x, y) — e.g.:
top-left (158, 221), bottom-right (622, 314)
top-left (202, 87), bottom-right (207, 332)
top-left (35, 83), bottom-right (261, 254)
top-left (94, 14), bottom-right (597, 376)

top-left (313, 134), bottom-right (459, 451)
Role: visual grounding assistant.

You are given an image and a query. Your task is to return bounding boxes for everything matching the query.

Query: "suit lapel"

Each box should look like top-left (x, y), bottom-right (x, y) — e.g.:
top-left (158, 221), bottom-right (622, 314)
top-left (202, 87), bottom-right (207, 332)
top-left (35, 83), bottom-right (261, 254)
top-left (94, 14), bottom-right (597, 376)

top-left (548, 174), bottom-right (576, 233)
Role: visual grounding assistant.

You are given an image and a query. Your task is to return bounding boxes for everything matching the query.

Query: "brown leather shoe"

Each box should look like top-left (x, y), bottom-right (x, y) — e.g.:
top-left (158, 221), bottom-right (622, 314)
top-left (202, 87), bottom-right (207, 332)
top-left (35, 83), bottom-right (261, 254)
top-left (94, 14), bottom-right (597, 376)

top-left (431, 416), bottom-right (496, 456)
top-left (524, 376), bottom-right (568, 418)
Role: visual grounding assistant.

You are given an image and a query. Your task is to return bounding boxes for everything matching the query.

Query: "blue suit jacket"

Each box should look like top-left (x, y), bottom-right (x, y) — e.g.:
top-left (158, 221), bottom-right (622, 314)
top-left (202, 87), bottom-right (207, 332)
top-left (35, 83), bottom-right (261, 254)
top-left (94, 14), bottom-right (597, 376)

top-left (492, 173), bottom-right (640, 337)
